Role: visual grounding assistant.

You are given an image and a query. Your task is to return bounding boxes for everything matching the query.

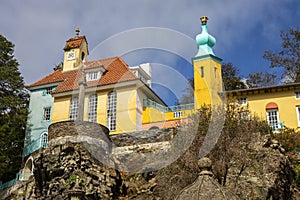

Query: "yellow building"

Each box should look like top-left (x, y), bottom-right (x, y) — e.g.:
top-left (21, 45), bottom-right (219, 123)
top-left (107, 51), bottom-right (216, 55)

top-left (27, 15), bottom-right (300, 141)
top-left (27, 29), bottom-right (166, 134)
top-left (226, 83), bottom-right (300, 131)
top-left (26, 16), bottom-right (225, 136)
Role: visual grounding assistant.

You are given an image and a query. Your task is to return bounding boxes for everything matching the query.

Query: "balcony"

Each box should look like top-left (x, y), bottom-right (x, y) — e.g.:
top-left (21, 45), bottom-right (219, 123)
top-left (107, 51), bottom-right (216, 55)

top-left (143, 99), bottom-right (194, 112)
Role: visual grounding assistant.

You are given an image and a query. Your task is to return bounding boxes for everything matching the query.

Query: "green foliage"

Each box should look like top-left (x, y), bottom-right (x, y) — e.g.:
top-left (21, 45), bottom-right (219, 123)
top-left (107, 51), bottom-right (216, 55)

top-left (210, 100), bottom-right (271, 186)
top-left (263, 28), bottom-right (300, 82)
top-left (67, 175), bottom-right (79, 183)
top-left (0, 34), bottom-right (29, 181)
top-left (273, 127), bottom-right (300, 152)
top-left (222, 63), bottom-right (247, 91)
top-left (154, 102), bottom-right (271, 199)
top-left (296, 164), bottom-right (300, 187)
top-left (53, 61), bottom-right (63, 71)
top-left (246, 72), bottom-right (277, 88)
top-left (273, 127), bottom-right (300, 189)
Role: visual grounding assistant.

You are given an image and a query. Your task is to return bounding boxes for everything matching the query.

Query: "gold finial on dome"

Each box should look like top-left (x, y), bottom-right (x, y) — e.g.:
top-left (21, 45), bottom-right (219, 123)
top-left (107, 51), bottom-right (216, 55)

top-left (75, 27), bottom-right (80, 38)
top-left (200, 16), bottom-right (208, 25)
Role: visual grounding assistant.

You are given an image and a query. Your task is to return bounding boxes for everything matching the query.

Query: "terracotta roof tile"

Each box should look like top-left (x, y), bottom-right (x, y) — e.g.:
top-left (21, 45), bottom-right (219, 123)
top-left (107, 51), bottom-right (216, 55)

top-left (64, 36), bottom-right (86, 50)
top-left (27, 57), bottom-right (138, 94)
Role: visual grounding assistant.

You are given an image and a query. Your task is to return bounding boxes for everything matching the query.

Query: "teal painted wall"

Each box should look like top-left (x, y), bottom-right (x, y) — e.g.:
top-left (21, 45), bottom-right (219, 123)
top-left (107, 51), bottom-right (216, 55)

top-left (24, 87), bottom-right (55, 156)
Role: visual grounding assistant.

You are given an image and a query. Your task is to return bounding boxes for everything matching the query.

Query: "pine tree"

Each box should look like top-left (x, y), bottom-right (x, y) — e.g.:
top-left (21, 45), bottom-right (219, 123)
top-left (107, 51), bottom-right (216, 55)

top-left (0, 34), bottom-right (29, 181)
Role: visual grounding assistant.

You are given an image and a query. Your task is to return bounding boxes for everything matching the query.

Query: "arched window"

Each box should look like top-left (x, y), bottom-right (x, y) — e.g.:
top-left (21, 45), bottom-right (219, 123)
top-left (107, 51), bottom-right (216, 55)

top-left (88, 94), bottom-right (98, 122)
top-left (266, 102), bottom-right (280, 131)
top-left (22, 157), bottom-right (34, 180)
top-left (107, 91), bottom-right (117, 131)
top-left (40, 132), bottom-right (48, 148)
top-left (81, 52), bottom-right (85, 62)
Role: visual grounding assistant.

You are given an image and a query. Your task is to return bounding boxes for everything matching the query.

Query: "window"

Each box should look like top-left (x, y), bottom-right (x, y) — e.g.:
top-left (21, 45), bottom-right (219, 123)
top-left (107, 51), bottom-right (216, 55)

top-left (86, 71), bottom-right (101, 81)
top-left (174, 111), bottom-right (183, 118)
top-left (238, 111), bottom-right (250, 121)
top-left (107, 91), bottom-right (117, 131)
top-left (42, 87), bottom-right (54, 96)
top-left (237, 97), bottom-right (248, 105)
top-left (88, 94), bottom-right (98, 122)
top-left (43, 107), bottom-right (51, 121)
top-left (296, 106), bottom-right (300, 127)
top-left (266, 109), bottom-right (280, 131)
top-left (214, 67), bottom-right (217, 78)
top-left (46, 87), bottom-right (53, 94)
top-left (201, 66), bottom-right (204, 78)
top-left (69, 96), bottom-right (79, 120)
top-left (40, 132), bottom-right (48, 148)
top-left (295, 91), bottom-right (300, 99)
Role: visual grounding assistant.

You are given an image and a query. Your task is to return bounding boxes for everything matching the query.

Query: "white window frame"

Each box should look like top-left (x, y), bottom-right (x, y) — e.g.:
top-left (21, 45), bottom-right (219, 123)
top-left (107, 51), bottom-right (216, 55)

top-left (43, 107), bottom-right (51, 121)
top-left (88, 94), bottom-right (98, 122)
top-left (296, 106), bottom-right (300, 127)
top-left (46, 87), bottom-right (53, 95)
top-left (107, 91), bottom-right (117, 131)
top-left (86, 71), bottom-right (101, 81)
top-left (174, 111), bottom-right (183, 118)
top-left (238, 111), bottom-right (250, 121)
top-left (237, 97), bottom-right (248, 106)
top-left (40, 132), bottom-right (48, 148)
top-left (266, 109), bottom-right (280, 131)
top-left (69, 96), bottom-right (79, 120)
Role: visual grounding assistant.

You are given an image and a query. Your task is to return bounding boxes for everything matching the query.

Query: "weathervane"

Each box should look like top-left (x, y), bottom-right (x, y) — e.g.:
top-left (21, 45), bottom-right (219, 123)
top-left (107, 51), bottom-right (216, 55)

top-left (75, 27), bottom-right (80, 38)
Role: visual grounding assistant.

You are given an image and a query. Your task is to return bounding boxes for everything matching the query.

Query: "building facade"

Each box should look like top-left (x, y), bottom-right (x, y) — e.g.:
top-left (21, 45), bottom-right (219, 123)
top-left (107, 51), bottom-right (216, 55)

top-left (23, 17), bottom-right (226, 157)
top-left (24, 16), bottom-right (300, 159)
top-left (226, 83), bottom-right (300, 131)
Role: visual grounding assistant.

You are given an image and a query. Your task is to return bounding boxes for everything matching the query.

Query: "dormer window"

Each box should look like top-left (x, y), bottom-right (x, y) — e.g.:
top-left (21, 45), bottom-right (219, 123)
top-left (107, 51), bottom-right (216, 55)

top-left (86, 71), bottom-right (101, 81)
top-left (237, 97), bottom-right (248, 105)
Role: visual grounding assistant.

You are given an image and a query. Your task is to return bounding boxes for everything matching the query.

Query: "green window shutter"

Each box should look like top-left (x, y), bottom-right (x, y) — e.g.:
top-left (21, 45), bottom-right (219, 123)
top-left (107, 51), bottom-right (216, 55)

top-left (42, 89), bottom-right (46, 96)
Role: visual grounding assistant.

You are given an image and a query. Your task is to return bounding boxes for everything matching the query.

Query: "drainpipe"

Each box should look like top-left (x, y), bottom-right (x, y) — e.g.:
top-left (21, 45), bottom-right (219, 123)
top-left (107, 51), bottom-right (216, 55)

top-left (77, 63), bottom-right (86, 121)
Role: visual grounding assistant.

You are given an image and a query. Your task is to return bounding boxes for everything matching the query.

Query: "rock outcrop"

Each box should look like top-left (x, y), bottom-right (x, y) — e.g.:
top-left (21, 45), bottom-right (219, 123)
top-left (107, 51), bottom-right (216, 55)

top-left (2, 121), bottom-right (299, 199)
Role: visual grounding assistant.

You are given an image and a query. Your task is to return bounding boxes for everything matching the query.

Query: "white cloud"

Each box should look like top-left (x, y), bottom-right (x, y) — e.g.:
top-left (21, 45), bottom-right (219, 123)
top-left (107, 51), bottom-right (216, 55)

top-left (0, 0), bottom-right (298, 89)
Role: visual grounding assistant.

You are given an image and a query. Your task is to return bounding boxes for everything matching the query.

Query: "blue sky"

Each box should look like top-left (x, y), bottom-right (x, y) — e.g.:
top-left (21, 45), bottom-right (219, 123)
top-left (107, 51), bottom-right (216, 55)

top-left (0, 0), bottom-right (299, 105)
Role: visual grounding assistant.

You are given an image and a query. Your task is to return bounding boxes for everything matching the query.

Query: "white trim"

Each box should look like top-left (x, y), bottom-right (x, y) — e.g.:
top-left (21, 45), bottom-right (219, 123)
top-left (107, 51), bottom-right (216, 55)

top-left (40, 132), bottom-right (48, 148)
top-left (296, 106), bottom-right (300, 127)
top-left (266, 109), bottom-right (280, 131)
top-left (86, 71), bottom-right (101, 81)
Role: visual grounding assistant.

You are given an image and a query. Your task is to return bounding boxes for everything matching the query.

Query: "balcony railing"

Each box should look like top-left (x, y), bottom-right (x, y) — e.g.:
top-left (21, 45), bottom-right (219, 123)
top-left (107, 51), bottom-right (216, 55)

top-left (269, 122), bottom-right (284, 132)
top-left (143, 99), bottom-right (194, 112)
top-left (23, 135), bottom-right (48, 157)
top-left (23, 139), bottom-right (42, 157)
top-left (0, 171), bottom-right (33, 190)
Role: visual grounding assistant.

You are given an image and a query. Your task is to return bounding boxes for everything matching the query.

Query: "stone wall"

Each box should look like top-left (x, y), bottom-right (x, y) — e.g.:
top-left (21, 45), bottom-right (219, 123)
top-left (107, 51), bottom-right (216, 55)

top-left (48, 120), bottom-right (110, 141)
top-left (2, 121), bottom-right (299, 199)
top-left (110, 127), bottom-right (176, 147)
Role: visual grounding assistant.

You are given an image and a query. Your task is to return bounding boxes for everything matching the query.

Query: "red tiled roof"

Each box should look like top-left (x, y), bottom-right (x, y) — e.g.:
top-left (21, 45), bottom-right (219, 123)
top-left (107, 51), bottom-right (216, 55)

top-left (64, 36), bottom-right (86, 50)
top-left (27, 57), bottom-right (138, 94)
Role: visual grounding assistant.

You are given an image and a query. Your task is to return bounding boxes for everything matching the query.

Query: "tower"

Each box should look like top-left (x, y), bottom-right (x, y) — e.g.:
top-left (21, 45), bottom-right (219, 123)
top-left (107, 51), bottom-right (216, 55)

top-left (63, 27), bottom-right (89, 72)
top-left (193, 16), bottom-right (223, 109)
